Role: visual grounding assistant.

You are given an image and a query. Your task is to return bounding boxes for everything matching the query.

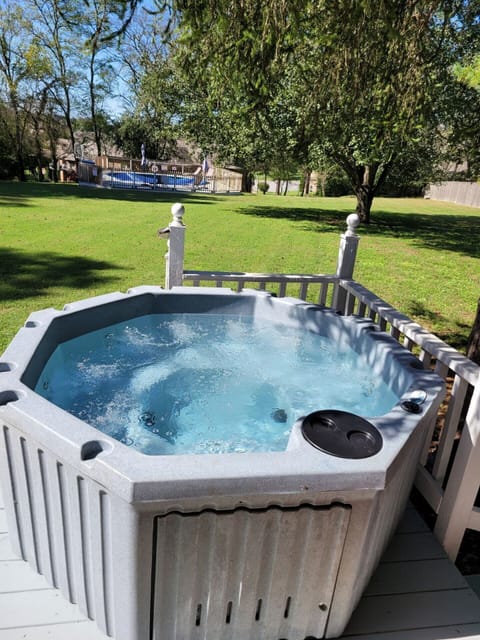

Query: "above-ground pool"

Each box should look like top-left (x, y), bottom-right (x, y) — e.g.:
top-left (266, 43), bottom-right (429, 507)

top-left (0, 287), bottom-right (444, 640)
top-left (102, 171), bottom-right (198, 190)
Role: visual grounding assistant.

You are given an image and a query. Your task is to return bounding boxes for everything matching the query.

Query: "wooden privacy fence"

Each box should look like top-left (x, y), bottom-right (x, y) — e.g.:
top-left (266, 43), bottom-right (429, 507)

top-left (159, 203), bottom-right (480, 563)
top-left (428, 181), bottom-right (480, 208)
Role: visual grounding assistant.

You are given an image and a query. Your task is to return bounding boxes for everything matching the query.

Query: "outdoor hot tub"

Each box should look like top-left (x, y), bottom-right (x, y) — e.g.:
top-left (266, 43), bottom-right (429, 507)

top-left (0, 286), bottom-right (444, 640)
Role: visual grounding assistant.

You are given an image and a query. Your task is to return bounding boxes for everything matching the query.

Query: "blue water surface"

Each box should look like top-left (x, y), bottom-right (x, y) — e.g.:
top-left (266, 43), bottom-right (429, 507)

top-left (35, 314), bottom-right (398, 455)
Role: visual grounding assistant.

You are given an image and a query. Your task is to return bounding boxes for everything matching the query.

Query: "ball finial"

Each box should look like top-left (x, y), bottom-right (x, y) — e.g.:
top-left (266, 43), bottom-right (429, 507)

top-left (346, 213), bottom-right (360, 236)
top-left (171, 202), bottom-right (185, 224)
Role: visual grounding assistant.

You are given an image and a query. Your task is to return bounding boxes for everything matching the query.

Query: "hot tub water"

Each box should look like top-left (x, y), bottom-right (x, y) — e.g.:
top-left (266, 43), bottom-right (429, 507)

top-left (35, 313), bottom-right (398, 455)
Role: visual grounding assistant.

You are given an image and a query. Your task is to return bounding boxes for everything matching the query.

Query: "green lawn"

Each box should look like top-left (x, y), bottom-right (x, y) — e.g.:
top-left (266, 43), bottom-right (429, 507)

top-left (1, 181), bottom-right (479, 354)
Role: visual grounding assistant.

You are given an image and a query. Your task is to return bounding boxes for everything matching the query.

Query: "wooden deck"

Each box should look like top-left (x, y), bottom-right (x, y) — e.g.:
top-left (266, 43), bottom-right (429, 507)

top-left (1, 487), bottom-right (479, 640)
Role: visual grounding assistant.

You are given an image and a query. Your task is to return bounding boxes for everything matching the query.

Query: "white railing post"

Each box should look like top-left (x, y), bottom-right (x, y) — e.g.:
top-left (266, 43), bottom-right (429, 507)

top-left (434, 377), bottom-right (480, 560)
top-left (159, 202), bottom-right (186, 289)
top-left (333, 213), bottom-right (361, 312)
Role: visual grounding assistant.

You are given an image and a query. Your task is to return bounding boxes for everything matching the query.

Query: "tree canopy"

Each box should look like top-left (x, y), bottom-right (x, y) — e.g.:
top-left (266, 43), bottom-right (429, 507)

top-left (165, 0), bottom-right (480, 220)
top-left (0, 0), bottom-right (479, 219)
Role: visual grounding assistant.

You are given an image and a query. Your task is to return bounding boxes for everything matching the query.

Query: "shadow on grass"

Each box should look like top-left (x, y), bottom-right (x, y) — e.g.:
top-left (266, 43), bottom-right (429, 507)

top-left (240, 204), bottom-right (480, 258)
top-left (404, 299), bottom-right (472, 352)
top-left (0, 248), bottom-right (122, 301)
top-left (0, 181), bottom-right (220, 206)
top-left (366, 211), bottom-right (480, 258)
top-left (242, 204), bottom-right (349, 225)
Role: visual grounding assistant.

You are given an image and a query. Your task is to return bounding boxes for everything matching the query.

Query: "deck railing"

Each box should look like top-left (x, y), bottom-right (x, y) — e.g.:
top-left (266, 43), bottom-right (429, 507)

top-left (159, 203), bottom-right (480, 562)
top-left (338, 280), bottom-right (480, 561)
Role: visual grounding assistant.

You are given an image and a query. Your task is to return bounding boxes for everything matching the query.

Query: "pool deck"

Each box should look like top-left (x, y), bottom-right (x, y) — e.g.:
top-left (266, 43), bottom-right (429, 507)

top-left (1, 487), bottom-right (479, 640)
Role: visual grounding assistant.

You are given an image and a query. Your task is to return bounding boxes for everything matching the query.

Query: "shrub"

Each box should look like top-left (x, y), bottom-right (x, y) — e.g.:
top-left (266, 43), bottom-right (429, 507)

top-left (257, 181), bottom-right (270, 194)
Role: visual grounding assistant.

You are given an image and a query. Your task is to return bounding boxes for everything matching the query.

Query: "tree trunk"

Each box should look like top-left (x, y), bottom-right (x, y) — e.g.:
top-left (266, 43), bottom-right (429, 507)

top-left (318, 172), bottom-right (326, 197)
top-left (90, 49), bottom-right (102, 157)
top-left (302, 170), bottom-right (311, 196)
top-left (242, 171), bottom-right (253, 192)
top-left (275, 178), bottom-right (281, 195)
top-left (48, 131), bottom-right (59, 183)
top-left (332, 157), bottom-right (393, 224)
top-left (14, 123), bottom-right (26, 182)
top-left (354, 186), bottom-right (374, 224)
top-left (32, 116), bottom-right (44, 181)
top-left (467, 298), bottom-right (480, 365)
top-left (11, 98), bottom-right (26, 181)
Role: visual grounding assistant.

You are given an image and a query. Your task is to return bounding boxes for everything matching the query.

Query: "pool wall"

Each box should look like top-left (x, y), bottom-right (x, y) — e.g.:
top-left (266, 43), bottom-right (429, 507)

top-left (0, 287), bottom-right (445, 639)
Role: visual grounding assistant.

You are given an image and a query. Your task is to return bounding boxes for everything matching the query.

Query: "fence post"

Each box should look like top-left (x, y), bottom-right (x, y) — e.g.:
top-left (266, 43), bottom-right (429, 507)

top-left (159, 202), bottom-right (186, 289)
top-left (333, 213), bottom-right (360, 313)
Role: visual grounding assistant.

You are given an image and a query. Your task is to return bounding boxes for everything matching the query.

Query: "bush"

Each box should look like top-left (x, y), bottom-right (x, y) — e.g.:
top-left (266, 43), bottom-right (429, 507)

top-left (257, 181), bottom-right (270, 194)
top-left (321, 169), bottom-right (351, 196)
top-left (0, 157), bottom-right (19, 179)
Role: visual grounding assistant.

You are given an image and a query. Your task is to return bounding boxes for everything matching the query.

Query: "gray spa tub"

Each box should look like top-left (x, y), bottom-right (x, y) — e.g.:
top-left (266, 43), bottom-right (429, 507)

top-left (0, 286), bottom-right (444, 640)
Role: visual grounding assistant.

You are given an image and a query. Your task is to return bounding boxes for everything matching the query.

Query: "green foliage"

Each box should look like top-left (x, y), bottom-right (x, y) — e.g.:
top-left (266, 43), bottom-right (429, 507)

top-left (257, 181), bottom-right (269, 194)
top-left (2, 0), bottom-right (480, 202)
top-left (445, 64), bottom-right (480, 178)
top-left (0, 0), bottom-right (141, 175)
top-left (322, 168), bottom-right (351, 198)
top-left (113, 11), bottom-right (184, 162)
top-left (454, 57), bottom-right (480, 89)
top-left (114, 51), bottom-right (180, 161)
top-left (168, 0), bottom-right (480, 220)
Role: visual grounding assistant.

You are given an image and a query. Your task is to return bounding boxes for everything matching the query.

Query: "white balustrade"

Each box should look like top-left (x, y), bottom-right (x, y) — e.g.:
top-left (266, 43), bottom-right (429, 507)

top-left (159, 202), bottom-right (480, 561)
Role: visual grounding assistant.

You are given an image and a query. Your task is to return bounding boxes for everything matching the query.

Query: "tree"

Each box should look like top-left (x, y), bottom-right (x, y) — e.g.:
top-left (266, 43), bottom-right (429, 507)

top-left (0, 3), bottom-right (33, 181)
top-left (467, 298), bottom-right (480, 365)
top-left (169, 0), bottom-right (479, 221)
top-left (452, 32), bottom-right (480, 363)
top-left (79, 0), bottom-right (132, 156)
top-left (437, 77), bottom-right (480, 179)
top-left (114, 10), bottom-right (181, 161)
top-left (115, 55), bottom-right (181, 161)
top-left (0, 103), bottom-right (20, 177)
top-left (26, 0), bottom-right (82, 157)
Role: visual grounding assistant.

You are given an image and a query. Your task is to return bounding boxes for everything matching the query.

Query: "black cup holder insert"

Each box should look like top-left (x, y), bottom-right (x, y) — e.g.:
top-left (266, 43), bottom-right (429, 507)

top-left (301, 410), bottom-right (383, 459)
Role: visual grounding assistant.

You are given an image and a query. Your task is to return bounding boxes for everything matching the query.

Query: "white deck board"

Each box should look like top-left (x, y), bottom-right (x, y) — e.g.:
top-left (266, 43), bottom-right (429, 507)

top-left (0, 589), bottom-right (93, 628)
top-left (0, 621), bottom-right (108, 640)
top-left (0, 489), bottom-right (479, 640)
top-left (0, 560), bottom-right (52, 593)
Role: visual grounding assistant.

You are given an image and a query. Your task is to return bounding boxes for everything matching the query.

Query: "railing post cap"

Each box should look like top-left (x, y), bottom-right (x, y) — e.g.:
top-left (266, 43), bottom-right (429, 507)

top-left (346, 213), bottom-right (360, 236)
top-left (171, 202), bottom-right (185, 224)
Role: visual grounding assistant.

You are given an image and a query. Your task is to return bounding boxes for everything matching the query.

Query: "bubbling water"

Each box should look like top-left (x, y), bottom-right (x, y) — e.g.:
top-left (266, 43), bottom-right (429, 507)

top-left (35, 313), bottom-right (398, 455)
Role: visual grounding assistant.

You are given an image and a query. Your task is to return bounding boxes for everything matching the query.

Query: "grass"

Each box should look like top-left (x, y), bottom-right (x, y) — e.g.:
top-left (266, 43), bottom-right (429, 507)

top-left (1, 181), bottom-right (479, 355)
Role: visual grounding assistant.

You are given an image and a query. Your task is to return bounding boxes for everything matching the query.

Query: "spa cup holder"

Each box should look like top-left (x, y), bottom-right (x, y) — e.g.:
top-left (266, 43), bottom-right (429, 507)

top-left (301, 410), bottom-right (383, 459)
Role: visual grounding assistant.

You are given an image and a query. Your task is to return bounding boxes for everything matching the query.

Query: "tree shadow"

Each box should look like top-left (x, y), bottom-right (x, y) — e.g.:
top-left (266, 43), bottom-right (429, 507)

top-left (240, 203), bottom-right (480, 258)
top-left (0, 249), bottom-right (123, 301)
top-left (404, 300), bottom-right (472, 352)
top-left (241, 204), bottom-right (348, 225)
top-left (366, 210), bottom-right (480, 258)
top-left (0, 181), bottom-right (221, 205)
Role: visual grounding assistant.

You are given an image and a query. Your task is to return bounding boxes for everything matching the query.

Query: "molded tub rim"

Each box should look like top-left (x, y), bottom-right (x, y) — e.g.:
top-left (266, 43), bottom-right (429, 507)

top-left (0, 287), bottom-right (445, 504)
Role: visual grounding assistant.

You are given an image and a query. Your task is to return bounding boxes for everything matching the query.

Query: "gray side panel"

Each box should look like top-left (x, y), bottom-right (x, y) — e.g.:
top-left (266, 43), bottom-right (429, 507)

top-left (0, 424), bottom-right (114, 636)
top-left (152, 504), bottom-right (351, 640)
